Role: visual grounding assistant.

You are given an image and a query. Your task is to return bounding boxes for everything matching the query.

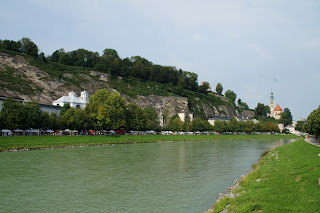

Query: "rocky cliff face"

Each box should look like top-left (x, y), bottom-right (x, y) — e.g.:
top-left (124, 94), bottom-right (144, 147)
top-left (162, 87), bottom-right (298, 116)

top-left (0, 52), bottom-right (254, 119)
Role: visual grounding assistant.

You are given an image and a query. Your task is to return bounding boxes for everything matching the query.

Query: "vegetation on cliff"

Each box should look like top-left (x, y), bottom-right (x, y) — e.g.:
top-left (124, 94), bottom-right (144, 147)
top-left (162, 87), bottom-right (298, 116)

top-left (0, 37), bottom-right (251, 119)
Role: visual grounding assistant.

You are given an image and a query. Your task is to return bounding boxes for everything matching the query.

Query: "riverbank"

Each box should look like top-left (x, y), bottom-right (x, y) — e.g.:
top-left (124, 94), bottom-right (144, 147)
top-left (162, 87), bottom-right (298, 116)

top-left (208, 138), bottom-right (320, 212)
top-left (0, 134), bottom-right (299, 152)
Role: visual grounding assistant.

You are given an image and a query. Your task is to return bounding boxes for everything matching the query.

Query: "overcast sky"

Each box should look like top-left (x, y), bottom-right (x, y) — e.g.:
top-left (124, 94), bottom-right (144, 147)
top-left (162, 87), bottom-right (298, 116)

top-left (1, 0), bottom-right (319, 120)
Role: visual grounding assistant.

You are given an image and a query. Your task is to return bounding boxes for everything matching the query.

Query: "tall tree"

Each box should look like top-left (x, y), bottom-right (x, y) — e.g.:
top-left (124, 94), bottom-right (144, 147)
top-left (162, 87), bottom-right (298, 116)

top-left (21, 101), bottom-right (42, 129)
top-left (255, 103), bottom-right (270, 117)
top-left (193, 118), bottom-right (212, 131)
top-left (213, 120), bottom-right (228, 132)
top-left (216, 83), bottom-right (223, 95)
top-left (304, 106), bottom-right (320, 139)
top-left (295, 121), bottom-right (305, 132)
top-left (0, 98), bottom-right (24, 129)
top-left (126, 103), bottom-right (146, 131)
top-left (144, 106), bottom-right (160, 131)
top-left (86, 89), bottom-right (126, 130)
top-left (279, 108), bottom-right (293, 126)
top-left (225, 90), bottom-right (237, 103)
top-left (19, 37), bottom-right (39, 57)
top-left (103, 49), bottom-right (119, 59)
top-left (168, 115), bottom-right (184, 131)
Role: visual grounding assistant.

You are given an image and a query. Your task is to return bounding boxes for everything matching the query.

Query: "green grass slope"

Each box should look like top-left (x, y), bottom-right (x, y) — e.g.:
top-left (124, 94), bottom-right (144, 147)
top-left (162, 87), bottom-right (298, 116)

top-left (213, 139), bottom-right (320, 212)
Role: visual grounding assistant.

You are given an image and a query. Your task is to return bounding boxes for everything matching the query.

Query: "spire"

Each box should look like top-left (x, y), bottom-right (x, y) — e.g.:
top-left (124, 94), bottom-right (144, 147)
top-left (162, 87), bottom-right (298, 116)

top-left (270, 89), bottom-right (274, 101)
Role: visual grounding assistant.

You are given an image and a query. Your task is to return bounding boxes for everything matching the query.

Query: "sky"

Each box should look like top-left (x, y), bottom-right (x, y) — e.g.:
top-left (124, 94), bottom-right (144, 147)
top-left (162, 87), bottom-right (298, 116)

top-left (1, 0), bottom-right (320, 120)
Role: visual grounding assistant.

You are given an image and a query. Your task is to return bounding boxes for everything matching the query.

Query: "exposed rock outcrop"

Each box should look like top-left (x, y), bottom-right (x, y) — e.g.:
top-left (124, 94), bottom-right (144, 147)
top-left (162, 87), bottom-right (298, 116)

top-left (0, 52), bottom-right (254, 119)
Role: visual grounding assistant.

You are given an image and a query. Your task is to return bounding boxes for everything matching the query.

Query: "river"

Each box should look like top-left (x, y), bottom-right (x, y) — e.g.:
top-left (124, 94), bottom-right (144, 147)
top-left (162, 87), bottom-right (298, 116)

top-left (0, 139), bottom-right (296, 212)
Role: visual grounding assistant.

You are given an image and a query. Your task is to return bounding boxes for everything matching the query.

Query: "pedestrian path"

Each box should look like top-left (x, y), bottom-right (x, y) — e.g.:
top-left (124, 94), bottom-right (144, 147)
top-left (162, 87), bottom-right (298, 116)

top-left (305, 137), bottom-right (320, 147)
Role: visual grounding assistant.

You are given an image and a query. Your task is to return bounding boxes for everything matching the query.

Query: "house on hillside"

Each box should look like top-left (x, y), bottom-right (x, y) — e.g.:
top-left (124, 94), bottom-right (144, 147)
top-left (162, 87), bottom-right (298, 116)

top-left (53, 91), bottom-right (89, 109)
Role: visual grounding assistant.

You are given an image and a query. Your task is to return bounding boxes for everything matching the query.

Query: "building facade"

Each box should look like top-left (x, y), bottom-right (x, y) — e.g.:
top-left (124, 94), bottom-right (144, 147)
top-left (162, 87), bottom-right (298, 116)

top-left (269, 91), bottom-right (282, 119)
top-left (53, 91), bottom-right (89, 109)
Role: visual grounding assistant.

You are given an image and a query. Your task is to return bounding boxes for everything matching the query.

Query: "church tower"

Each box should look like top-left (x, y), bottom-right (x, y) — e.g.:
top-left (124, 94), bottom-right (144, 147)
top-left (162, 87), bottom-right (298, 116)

top-left (270, 90), bottom-right (274, 118)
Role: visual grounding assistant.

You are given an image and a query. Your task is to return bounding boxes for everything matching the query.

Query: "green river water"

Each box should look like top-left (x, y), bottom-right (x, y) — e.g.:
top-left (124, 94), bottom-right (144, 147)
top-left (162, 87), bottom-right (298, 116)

top-left (0, 139), bottom-right (296, 212)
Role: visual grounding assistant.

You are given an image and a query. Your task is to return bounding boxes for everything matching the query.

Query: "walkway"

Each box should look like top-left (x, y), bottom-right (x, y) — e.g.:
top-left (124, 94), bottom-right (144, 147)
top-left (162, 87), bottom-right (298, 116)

top-left (305, 137), bottom-right (320, 147)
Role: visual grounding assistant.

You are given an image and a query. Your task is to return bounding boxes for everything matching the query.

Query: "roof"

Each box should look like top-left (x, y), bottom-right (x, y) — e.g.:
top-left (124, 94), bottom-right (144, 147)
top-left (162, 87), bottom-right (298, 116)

top-left (53, 95), bottom-right (85, 104)
top-left (274, 104), bottom-right (282, 111)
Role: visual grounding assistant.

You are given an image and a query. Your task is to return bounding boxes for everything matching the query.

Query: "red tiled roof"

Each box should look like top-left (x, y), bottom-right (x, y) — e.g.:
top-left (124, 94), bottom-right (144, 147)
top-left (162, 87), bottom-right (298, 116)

top-left (274, 104), bottom-right (282, 111)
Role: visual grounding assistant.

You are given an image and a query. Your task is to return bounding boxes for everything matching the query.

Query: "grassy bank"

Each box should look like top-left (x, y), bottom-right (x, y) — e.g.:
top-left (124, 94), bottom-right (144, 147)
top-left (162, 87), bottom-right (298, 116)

top-left (0, 134), bottom-right (299, 152)
top-left (211, 139), bottom-right (320, 212)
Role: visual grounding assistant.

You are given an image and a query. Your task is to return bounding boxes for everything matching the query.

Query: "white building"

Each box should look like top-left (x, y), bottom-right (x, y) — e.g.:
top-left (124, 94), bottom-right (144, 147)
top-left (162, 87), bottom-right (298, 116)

top-left (53, 91), bottom-right (89, 109)
top-left (178, 112), bottom-right (194, 122)
top-left (269, 90), bottom-right (283, 119)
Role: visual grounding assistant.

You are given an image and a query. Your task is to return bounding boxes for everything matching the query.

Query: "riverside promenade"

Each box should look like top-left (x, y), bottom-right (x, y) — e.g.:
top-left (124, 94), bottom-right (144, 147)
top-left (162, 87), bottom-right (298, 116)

top-left (305, 137), bottom-right (320, 147)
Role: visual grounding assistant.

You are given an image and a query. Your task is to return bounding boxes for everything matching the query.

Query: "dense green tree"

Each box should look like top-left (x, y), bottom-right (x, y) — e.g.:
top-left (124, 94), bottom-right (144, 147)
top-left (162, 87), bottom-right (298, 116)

top-left (304, 106), bottom-right (320, 139)
top-left (109, 58), bottom-right (122, 75)
top-left (21, 101), bottom-right (42, 129)
top-left (57, 107), bottom-right (89, 130)
top-left (50, 50), bottom-right (61, 62)
top-left (47, 112), bottom-right (58, 130)
top-left (239, 102), bottom-right (250, 110)
top-left (0, 98), bottom-right (24, 129)
top-left (295, 121), bottom-right (305, 132)
top-left (265, 122), bottom-right (280, 132)
top-left (213, 120), bottom-right (229, 132)
top-left (168, 115), bottom-right (184, 132)
top-left (255, 103), bottom-right (270, 117)
top-left (228, 117), bottom-right (240, 132)
top-left (95, 55), bottom-right (112, 72)
top-left (184, 72), bottom-right (198, 91)
top-left (120, 58), bottom-right (132, 76)
top-left (216, 83), bottom-right (223, 95)
top-left (126, 103), bottom-right (146, 131)
top-left (198, 82), bottom-right (210, 94)
top-left (19, 37), bottom-right (38, 57)
top-left (58, 52), bottom-right (73, 65)
top-left (183, 113), bottom-right (193, 132)
top-left (38, 52), bottom-right (47, 62)
top-left (86, 89), bottom-right (126, 130)
top-left (103, 49), bottom-right (119, 59)
top-left (193, 118), bottom-right (212, 131)
top-left (1, 39), bottom-right (21, 52)
top-left (240, 120), bottom-right (256, 133)
top-left (225, 90), bottom-right (237, 103)
top-left (256, 122), bottom-right (267, 132)
top-left (60, 103), bottom-right (71, 116)
top-left (279, 108), bottom-right (292, 126)
top-left (144, 106), bottom-right (160, 131)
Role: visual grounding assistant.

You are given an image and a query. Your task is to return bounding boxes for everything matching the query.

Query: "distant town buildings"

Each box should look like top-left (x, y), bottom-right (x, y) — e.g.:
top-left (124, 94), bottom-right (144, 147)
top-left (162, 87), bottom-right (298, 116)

top-left (269, 91), bottom-right (282, 119)
top-left (53, 91), bottom-right (89, 109)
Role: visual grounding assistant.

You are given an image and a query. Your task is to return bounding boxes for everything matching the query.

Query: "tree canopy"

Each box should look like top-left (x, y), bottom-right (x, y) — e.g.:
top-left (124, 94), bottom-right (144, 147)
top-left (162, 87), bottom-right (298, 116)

top-left (216, 83), bottom-right (223, 95)
top-left (225, 90), bottom-right (237, 103)
top-left (304, 106), bottom-right (320, 139)
top-left (279, 108), bottom-right (293, 126)
top-left (255, 103), bottom-right (270, 117)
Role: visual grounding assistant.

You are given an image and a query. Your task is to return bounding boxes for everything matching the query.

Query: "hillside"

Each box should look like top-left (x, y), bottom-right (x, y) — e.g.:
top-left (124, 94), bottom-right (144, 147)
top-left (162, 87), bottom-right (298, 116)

top-left (0, 50), bottom-right (254, 119)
